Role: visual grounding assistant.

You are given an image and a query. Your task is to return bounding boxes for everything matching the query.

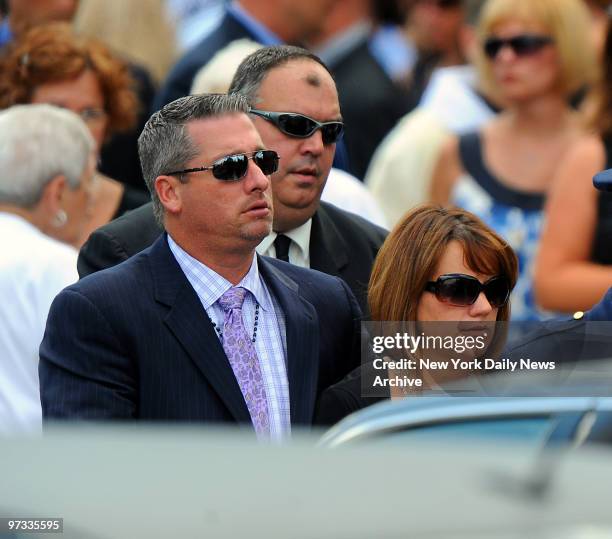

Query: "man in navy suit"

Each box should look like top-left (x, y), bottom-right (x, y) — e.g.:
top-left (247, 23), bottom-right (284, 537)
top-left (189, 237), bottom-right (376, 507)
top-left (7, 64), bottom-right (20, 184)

top-left (40, 93), bottom-right (362, 437)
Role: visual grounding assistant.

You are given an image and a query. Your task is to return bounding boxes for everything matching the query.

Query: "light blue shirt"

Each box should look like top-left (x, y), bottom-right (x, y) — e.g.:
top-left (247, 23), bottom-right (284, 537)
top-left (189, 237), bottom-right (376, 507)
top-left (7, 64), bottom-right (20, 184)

top-left (167, 235), bottom-right (290, 439)
top-left (228, 2), bottom-right (282, 46)
top-left (369, 24), bottom-right (417, 81)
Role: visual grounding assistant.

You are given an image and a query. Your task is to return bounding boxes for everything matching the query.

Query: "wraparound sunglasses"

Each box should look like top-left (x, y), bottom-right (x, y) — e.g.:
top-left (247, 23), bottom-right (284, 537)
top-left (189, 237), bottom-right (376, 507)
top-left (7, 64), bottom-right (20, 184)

top-left (249, 109), bottom-right (344, 145)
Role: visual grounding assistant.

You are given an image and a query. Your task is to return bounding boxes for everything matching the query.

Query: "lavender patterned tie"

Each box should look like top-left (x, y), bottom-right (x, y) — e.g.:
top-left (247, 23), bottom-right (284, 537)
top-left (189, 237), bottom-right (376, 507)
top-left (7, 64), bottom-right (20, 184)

top-left (218, 287), bottom-right (270, 436)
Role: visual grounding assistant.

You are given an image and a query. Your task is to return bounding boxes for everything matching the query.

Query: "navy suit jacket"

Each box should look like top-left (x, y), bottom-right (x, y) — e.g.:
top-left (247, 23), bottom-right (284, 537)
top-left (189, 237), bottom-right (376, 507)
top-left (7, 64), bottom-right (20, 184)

top-left (40, 235), bottom-right (362, 428)
top-left (154, 11), bottom-right (255, 111)
top-left (502, 287), bottom-right (612, 366)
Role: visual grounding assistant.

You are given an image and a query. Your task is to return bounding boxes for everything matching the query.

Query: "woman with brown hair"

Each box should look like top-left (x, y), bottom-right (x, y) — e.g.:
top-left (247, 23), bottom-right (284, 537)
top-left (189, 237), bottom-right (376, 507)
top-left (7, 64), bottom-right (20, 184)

top-left (0, 23), bottom-right (149, 247)
top-left (315, 204), bottom-right (518, 425)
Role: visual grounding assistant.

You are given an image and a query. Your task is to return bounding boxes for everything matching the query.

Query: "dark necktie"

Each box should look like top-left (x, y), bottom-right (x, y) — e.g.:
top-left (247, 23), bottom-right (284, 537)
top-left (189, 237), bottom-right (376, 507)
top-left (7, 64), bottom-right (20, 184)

top-left (274, 234), bottom-right (291, 263)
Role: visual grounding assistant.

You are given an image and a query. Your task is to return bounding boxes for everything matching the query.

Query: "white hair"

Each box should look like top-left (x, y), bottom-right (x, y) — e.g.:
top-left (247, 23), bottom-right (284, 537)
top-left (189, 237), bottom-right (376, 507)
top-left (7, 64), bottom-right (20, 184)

top-left (0, 104), bottom-right (96, 208)
top-left (190, 38), bottom-right (263, 94)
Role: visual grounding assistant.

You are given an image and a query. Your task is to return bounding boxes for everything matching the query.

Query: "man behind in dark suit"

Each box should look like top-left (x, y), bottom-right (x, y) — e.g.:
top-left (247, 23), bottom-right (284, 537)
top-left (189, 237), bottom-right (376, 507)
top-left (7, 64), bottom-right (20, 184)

top-left (78, 46), bottom-right (387, 315)
top-left (40, 93), bottom-right (362, 437)
top-left (154, 0), bottom-right (335, 110)
top-left (309, 0), bottom-right (411, 180)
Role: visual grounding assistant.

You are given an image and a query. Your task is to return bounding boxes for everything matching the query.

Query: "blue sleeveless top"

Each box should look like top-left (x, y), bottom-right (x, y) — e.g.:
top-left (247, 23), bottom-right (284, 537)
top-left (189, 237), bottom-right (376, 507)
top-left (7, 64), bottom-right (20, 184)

top-left (452, 132), bottom-right (551, 321)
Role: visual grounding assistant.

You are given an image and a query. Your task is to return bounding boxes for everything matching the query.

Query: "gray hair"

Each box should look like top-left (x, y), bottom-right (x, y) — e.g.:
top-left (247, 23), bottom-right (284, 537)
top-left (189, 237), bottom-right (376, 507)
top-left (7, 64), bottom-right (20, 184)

top-left (228, 45), bottom-right (333, 106)
top-left (0, 104), bottom-right (95, 208)
top-left (138, 93), bottom-right (250, 224)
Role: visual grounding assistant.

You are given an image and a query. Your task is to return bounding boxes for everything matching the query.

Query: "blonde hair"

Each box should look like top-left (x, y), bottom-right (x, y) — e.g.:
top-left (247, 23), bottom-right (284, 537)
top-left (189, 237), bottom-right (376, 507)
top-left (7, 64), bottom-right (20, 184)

top-left (74, 0), bottom-right (177, 84)
top-left (474, 0), bottom-right (598, 101)
top-left (191, 39), bottom-right (263, 95)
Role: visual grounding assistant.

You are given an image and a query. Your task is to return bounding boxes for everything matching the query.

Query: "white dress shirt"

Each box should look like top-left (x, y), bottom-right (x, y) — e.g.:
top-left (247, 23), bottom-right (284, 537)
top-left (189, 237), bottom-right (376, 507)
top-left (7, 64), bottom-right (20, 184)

top-left (322, 168), bottom-right (388, 228)
top-left (0, 212), bottom-right (78, 434)
top-left (257, 219), bottom-right (312, 268)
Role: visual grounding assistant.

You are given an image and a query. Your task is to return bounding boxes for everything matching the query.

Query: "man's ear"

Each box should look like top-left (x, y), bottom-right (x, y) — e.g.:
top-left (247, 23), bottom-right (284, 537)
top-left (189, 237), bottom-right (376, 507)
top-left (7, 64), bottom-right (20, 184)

top-left (155, 175), bottom-right (183, 215)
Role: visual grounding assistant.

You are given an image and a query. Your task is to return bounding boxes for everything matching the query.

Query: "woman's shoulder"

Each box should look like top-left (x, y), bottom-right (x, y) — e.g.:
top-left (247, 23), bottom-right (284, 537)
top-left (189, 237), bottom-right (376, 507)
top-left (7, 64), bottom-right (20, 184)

top-left (564, 133), bottom-right (606, 165)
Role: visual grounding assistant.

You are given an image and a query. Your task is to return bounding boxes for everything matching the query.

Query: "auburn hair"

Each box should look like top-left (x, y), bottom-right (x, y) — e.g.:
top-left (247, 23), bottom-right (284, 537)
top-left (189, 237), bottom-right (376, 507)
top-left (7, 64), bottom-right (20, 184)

top-left (0, 22), bottom-right (138, 134)
top-left (368, 204), bottom-right (518, 322)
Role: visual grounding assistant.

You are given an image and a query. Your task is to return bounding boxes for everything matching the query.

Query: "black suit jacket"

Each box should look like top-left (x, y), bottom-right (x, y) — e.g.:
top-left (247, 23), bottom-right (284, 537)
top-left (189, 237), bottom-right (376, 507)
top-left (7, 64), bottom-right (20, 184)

top-left (329, 38), bottom-right (410, 180)
top-left (77, 201), bottom-right (387, 316)
top-left (40, 235), bottom-right (362, 427)
top-left (153, 10), bottom-right (255, 110)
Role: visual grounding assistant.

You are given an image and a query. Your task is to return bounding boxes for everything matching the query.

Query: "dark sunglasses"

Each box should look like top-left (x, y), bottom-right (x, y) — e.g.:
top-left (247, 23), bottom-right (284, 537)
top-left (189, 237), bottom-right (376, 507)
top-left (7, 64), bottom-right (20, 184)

top-left (164, 149), bottom-right (279, 181)
top-left (249, 109), bottom-right (344, 145)
top-left (425, 273), bottom-right (511, 308)
top-left (483, 34), bottom-right (553, 60)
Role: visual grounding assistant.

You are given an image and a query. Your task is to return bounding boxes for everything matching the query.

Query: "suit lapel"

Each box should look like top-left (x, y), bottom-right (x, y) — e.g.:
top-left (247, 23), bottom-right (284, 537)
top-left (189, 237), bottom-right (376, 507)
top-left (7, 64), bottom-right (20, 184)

top-left (309, 203), bottom-right (349, 276)
top-left (148, 236), bottom-right (251, 424)
top-left (259, 257), bottom-right (320, 425)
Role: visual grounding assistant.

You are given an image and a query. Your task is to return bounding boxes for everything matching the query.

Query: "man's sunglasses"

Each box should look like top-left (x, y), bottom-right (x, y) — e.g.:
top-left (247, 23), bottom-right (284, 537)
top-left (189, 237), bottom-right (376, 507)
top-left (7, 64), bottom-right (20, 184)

top-left (249, 109), bottom-right (344, 145)
top-left (483, 34), bottom-right (553, 60)
top-left (164, 149), bottom-right (279, 181)
top-left (425, 274), bottom-right (511, 308)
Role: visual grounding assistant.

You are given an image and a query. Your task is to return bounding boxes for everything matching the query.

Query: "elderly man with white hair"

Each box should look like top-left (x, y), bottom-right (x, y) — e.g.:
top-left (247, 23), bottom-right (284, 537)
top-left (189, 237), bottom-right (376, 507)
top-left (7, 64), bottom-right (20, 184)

top-left (0, 104), bottom-right (96, 434)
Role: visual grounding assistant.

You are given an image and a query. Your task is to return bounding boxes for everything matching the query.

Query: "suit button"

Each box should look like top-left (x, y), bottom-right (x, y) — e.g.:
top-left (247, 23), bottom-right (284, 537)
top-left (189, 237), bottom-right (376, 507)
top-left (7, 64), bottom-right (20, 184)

top-left (573, 311), bottom-right (584, 320)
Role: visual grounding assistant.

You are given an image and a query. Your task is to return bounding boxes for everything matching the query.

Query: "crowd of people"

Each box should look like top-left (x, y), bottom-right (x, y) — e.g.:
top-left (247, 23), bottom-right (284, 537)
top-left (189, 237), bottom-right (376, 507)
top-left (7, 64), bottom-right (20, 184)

top-left (1, 0), bottom-right (612, 436)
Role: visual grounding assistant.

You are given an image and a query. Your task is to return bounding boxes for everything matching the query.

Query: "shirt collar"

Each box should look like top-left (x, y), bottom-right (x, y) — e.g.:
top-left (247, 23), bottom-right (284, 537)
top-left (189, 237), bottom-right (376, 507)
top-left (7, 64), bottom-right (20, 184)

top-left (227, 2), bottom-right (282, 46)
top-left (167, 234), bottom-right (272, 312)
top-left (314, 21), bottom-right (371, 68)
top-left (257, 219), bottom-right (312, 260)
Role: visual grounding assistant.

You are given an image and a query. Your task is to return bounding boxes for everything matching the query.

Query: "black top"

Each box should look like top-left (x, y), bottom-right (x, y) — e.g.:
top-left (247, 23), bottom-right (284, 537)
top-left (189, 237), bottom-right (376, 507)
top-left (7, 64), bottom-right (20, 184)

top-left (99, 62), bottom-right (156, 191)
top-left (314, 362), bottom-right (389, 426)
top-left (458, 132), bottom-right (546, 211)
top-left (592, 136), bottom-right (612, 264)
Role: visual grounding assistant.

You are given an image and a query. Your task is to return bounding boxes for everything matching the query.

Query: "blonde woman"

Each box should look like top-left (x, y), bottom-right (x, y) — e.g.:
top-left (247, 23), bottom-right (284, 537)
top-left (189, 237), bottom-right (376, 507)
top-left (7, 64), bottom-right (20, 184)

top-left (429, 0), bottom-right (598, 321)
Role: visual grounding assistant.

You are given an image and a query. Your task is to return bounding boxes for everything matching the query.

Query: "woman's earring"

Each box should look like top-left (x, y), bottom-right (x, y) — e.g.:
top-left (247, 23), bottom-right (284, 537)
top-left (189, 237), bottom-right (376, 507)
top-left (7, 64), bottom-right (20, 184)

top-left (52, 209), bottom-right (68, 228)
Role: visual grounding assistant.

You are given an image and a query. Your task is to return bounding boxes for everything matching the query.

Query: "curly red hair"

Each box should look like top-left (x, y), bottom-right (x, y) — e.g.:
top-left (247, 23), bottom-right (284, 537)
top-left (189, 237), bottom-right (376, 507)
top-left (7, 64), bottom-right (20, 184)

top-left (0, 22), bottom-right (138, 134)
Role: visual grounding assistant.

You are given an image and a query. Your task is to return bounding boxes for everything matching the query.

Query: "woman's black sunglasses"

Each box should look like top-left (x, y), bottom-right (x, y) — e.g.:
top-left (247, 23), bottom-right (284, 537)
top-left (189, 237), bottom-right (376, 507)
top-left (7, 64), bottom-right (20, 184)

top-left (164, 149), bottom-right (279, 181)
top-left (425, 273), bottom-right (511, 308)
top-left (250, 109), bottom-right (344, 145)
top-left (483, 34), bottom-right (553, 60)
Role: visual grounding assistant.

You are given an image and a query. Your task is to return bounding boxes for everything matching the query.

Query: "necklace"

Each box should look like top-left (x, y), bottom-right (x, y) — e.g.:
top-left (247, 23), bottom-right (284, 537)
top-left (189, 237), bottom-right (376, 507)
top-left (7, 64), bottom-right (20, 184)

top-left (210, 302), bottom-right (260, 343)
